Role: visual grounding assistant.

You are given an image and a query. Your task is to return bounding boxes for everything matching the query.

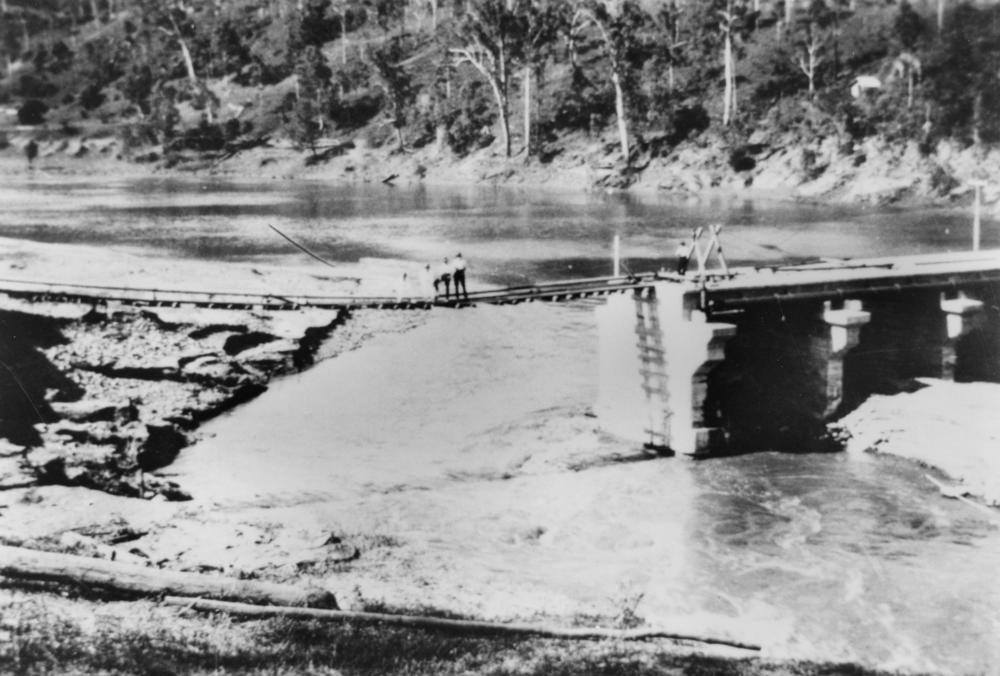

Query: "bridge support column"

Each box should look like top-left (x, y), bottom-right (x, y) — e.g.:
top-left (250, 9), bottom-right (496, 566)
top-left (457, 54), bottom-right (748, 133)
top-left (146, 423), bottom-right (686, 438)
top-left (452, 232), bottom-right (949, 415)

top-left (940, 293), bottom-right (985, 381)
top-left (809, 300), bottom-right (871, 421)
top-left (596, 284), bottom-right (736, 455)
top-left (809, 300), bottom-right (870, 419)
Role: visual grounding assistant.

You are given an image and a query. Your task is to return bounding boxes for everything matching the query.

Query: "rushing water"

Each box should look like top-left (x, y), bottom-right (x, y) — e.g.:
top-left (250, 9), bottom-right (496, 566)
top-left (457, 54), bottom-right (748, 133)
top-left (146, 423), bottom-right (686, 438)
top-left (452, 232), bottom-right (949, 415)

top-left (3, 178), bottom-right (999, 673)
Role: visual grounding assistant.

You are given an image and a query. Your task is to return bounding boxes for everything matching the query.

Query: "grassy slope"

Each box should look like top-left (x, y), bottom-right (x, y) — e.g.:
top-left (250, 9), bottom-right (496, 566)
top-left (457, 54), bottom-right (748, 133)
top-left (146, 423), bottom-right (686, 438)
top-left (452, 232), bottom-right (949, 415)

top-left (1, 589), bottom-right (910, 676)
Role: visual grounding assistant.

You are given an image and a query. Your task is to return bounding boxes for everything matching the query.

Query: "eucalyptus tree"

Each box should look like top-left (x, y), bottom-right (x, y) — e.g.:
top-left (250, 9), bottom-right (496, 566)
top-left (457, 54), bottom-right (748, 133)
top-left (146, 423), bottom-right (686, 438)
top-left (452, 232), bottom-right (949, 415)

top-left (648, 1), bottom-right (686, 96)
top-left (132, 0), bottom-right (202, 83)
top-left (792, 1), bottom-right (834, 96)
top-left (291, 44), bottom-right (333, 154)
top-left (718, 0), bottom-right (740, 125)
top-left (449, 0), bottom-right (522, 157)
top-left (516, 0), bottom-right (563, 157)
top-left (571, 0), bottom-right (650, 161)
top-left (367, 36), bottom-right (414, 151)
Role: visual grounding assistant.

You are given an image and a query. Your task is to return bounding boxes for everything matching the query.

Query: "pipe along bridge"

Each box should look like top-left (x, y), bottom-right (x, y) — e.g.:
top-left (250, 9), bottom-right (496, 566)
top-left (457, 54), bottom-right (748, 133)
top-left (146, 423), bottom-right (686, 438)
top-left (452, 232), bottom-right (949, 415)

top-left (2, 249), bottom-right (999, 456)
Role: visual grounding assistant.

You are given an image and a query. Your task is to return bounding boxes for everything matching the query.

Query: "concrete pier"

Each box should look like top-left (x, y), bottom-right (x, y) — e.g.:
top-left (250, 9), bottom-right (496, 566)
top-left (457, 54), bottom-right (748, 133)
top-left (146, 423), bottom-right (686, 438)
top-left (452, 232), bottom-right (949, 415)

top-left (597, 285), bottom-right (736, 456)
top-left (596, 251), bottom-right (1000, 455)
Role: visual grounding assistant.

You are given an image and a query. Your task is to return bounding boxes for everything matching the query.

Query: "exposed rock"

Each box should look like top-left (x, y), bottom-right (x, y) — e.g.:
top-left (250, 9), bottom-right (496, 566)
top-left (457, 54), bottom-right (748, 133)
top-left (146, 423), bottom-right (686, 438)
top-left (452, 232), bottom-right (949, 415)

top-left (223, 331), bottom-right (279, 355)
top-left (137, 423), bottom-right (187, 472)
top-left (49, 399), bottom-right (138, 424)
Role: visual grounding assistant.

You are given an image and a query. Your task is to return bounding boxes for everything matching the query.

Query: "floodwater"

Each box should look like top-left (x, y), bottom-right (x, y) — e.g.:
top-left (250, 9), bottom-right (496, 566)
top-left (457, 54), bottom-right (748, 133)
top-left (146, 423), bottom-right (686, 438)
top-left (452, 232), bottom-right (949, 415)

top-left (3, 178), bottom-right (999, 673)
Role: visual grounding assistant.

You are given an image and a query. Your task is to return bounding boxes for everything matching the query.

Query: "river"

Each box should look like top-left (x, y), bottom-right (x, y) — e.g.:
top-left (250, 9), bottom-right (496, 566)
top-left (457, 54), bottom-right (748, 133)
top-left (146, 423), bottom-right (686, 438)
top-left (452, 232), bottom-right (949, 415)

top-left (2, 177), bottom-right (999, 673)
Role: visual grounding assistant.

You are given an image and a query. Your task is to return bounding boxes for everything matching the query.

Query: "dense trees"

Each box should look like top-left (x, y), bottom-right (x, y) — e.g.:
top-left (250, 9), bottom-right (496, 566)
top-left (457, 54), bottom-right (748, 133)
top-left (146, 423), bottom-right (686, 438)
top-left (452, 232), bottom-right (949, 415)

top-left (1, 0), bottom-right (998, 163)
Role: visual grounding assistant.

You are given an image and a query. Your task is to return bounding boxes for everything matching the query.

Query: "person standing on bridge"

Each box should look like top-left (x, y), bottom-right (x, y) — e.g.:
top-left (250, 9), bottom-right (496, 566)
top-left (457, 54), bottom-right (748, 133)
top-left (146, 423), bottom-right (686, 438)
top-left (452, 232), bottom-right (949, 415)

top-left (434, 257), bottom-right (453, 298)
top-left (420, 263), bottom-right (435, 300)
top-left (452, 253), bottom-right (468, 300)
top-left (675, 241), bottom-right (690, 276)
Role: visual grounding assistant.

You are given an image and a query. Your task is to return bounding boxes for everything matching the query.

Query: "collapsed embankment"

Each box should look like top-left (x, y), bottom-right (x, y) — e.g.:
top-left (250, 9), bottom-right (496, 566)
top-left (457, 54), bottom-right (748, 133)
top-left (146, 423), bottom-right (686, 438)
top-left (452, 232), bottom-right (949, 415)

top-left (0, 235), bottom-right (425, 501)
top-left (0, 302), bottom-right (346, 500)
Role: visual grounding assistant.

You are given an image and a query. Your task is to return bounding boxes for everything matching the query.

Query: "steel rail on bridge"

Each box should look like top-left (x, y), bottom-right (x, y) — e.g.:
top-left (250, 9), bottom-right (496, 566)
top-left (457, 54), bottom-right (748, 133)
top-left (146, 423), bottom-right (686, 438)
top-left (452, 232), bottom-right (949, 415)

top-left (2, 251), bottom-right (996, 312)
top-left (0, 273), bottom-right (663, 312)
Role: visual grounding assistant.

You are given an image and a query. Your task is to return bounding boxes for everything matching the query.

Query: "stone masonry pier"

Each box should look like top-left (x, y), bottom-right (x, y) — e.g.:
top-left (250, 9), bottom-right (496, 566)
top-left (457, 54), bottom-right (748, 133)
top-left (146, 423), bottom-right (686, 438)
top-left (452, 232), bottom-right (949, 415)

top-left (596, 250), bottom-right (1000, 455)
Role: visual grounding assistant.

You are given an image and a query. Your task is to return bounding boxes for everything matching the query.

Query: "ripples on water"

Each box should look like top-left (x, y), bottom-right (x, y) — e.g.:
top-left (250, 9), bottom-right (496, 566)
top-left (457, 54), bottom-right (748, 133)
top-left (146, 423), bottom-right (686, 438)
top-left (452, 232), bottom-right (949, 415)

top-left (5, 179), bottom-right (1000, 672)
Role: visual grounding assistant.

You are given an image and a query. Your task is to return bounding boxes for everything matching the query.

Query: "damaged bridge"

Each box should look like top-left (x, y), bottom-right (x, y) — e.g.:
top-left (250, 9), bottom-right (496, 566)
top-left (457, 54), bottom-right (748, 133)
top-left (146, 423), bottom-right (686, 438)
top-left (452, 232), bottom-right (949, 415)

top-left (2, 249), bottom-right (998, 456)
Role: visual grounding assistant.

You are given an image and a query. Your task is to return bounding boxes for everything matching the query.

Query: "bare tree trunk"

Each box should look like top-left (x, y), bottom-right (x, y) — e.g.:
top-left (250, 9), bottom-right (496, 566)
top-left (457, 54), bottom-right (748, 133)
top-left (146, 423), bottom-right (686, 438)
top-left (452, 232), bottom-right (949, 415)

top-left (340, 9), bottom-right (348, 64)
top-left (435, 122), bottom-right (448, 153)
top-left (522, 66), bottom-right (531, 157)
top-left (162, 596), bottom-right (762, 651)
top-left (89, 0), bottom-right (100, 23)
top-left (611, 69), bottom-right (629, 159)
top-left (973, 90), bottom-right (982, 147)
top-left (723, 33), bottom-right (734, 125)
top-left (178, 37), bottom-right (197, 82)
top-left (0, 545), bottom-right (337, 609)
top-left (937, 0), bottom-right (944, 34)
top-left (785, 0), bottom-right (794, 26)
top-left (19, 16), bottom-right (29, 53)
top-left (487, 77), bottom-right (511, 157)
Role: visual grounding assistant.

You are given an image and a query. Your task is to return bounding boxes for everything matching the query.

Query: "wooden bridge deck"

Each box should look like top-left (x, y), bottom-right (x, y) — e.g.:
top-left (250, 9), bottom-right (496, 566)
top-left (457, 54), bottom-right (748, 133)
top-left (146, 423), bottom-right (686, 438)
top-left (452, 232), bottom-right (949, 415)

top-left (0, 250), bottom-right (997, 313)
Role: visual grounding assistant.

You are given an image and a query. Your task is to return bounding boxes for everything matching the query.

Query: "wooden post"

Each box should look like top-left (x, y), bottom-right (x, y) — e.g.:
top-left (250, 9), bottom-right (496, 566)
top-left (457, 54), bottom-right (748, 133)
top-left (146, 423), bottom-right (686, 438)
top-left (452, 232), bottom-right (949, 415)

top-left (970, 180), bottom-right (985, 252)
top-left (613, 235), bottom-right (620, 277)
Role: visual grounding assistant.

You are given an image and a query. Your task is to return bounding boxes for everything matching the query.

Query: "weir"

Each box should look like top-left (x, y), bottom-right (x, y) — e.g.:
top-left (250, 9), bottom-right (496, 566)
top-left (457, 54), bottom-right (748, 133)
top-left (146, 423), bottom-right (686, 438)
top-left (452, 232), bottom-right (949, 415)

top-left (596, 250), bottom-right (1000, 455)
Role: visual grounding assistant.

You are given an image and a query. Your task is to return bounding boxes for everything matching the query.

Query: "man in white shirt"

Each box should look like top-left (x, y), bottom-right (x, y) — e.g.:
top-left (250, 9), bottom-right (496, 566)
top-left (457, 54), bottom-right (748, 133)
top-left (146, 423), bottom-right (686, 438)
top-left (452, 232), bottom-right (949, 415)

top-left (434, 257), bottom-right (452, 298)
top-left (675, 241), bottom-right (689, 276)
top-left (452, 253), bottom-right (468, 300)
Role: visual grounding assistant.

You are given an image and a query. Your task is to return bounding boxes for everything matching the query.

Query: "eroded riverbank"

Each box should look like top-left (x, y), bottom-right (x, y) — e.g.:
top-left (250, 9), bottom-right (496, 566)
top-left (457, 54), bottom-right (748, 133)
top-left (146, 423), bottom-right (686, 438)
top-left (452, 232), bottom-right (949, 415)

top-left (0, 236), bottom-right (425, 499)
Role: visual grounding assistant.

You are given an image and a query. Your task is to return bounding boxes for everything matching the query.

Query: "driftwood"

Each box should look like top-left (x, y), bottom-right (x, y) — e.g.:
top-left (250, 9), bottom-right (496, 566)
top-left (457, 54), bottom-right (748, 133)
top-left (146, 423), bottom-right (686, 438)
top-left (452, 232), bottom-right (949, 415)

top-left (0, 545), bottom-right (337, 608)
top-left (164, 596), bottom-right (761, 652)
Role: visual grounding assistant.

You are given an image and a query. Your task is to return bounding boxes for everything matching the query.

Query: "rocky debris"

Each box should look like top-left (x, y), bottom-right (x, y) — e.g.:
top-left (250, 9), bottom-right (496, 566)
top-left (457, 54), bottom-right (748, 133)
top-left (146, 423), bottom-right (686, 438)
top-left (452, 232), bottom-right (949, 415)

top-left (49, 399), bottom-right (137, 424)
top-left (2, 304), bottom-right (346, 501)
top-left (137, 424), bottom-right (187, 472)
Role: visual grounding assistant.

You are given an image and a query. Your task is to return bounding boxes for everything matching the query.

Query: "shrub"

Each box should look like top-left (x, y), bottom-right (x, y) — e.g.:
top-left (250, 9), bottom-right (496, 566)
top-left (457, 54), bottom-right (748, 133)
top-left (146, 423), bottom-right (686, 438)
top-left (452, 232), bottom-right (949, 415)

top-left (79, 83), bottom-right (105, 111)
top-left (17, 99), bottom-right (49, 125)
top-left (16, 75), bottom-right (57, 99)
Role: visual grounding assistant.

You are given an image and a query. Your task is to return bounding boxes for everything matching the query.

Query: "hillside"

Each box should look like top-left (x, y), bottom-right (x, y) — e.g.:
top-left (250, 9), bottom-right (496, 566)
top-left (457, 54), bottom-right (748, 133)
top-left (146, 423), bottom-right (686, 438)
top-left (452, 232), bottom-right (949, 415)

top-left (1, 0), bottom-right (999, 207)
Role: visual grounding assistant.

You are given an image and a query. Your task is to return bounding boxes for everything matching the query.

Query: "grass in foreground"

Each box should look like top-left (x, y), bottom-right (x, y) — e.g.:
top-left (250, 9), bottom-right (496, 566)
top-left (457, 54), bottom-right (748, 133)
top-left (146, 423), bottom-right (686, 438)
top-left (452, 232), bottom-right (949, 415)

top-left (0, 591), bottom-right (927, 676)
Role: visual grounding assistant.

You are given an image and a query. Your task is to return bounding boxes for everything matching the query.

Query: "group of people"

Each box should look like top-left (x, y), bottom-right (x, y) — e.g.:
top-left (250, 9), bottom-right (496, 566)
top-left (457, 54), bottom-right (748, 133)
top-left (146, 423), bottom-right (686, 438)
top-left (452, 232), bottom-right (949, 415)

top-left (426, 253), bottom-right (468, 300)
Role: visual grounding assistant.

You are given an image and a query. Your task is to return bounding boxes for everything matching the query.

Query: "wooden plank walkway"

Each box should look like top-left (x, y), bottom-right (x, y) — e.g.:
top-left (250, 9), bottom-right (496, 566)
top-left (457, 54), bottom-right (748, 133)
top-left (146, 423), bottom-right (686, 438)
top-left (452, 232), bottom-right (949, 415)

top-left (0, 250), bottom-right (996, 313)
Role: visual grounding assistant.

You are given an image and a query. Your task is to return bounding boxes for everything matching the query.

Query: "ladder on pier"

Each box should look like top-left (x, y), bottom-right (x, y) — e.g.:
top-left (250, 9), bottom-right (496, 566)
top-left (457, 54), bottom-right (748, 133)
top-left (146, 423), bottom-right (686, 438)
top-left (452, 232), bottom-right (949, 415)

top-left (634, 290), bottom-right (670, 450)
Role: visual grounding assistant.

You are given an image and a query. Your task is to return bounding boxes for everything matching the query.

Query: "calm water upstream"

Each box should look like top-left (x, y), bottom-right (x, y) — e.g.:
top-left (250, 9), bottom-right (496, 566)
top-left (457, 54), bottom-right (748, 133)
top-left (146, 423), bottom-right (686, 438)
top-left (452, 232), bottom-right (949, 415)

top-left (2, 178), bottom-right (999, 673)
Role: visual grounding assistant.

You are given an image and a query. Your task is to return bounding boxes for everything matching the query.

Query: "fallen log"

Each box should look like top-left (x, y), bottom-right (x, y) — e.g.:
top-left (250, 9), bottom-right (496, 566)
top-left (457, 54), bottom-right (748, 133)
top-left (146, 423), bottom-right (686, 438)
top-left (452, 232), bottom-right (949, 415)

top-left (0, 545), bottom-right (337, 608)
top-left (163, 596), bottom-right (761, 652)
